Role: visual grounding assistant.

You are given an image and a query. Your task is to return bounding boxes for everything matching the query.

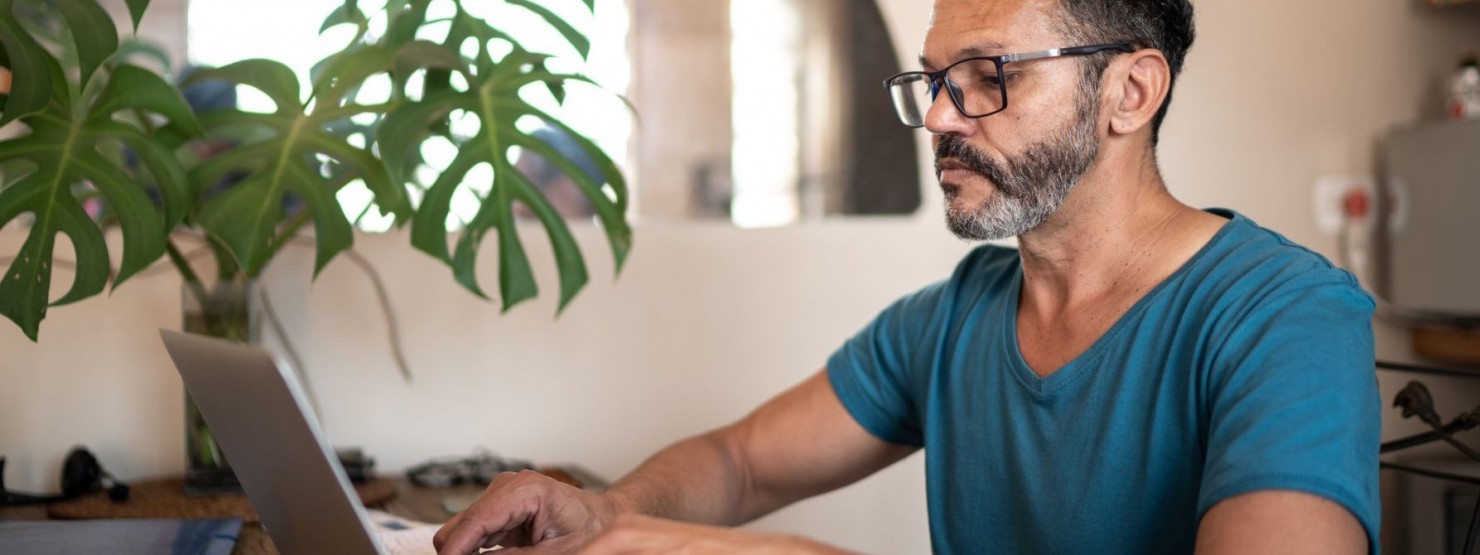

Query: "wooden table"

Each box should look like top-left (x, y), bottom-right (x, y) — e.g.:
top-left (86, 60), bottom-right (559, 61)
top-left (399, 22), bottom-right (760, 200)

top-left (234, 477), bottom-right (482, 555)
top-left (0, 468), bottom-right (605, 555)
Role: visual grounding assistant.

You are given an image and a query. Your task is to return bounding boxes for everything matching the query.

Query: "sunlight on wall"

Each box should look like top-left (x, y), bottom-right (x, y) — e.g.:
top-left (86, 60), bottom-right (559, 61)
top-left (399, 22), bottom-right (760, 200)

top-left (730, 0), bottom-right (803, 229)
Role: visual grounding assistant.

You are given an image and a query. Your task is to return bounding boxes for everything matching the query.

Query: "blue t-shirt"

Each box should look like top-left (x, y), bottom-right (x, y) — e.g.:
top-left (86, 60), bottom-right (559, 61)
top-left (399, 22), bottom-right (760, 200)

top-left (827, 209), bottom-right (1380, 554)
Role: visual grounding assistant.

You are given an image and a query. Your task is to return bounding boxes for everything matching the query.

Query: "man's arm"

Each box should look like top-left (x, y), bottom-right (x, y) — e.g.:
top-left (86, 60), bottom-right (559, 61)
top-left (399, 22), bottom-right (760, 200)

top-left (434, 369), bottom-right (917, 554)
top-left (1195, 490), bottom-right (1367, 555)
top-left (605, 369), bottom-right (918, 524)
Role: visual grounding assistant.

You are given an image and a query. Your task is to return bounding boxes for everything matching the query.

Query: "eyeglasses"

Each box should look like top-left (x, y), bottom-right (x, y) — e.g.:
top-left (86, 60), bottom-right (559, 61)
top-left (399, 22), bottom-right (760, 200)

top-left (884, 43), bottom-right (1134, 128)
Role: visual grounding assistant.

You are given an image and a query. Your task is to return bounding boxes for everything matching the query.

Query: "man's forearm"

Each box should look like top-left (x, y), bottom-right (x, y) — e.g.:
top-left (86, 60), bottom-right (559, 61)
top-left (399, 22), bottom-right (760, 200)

top-left (596, 371), bottom-right (913, 529)
top-left (601, 428), bottom-right (760, 526)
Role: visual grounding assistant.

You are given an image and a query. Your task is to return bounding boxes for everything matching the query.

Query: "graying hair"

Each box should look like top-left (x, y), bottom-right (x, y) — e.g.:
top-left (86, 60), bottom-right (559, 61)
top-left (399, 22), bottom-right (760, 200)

top-left (1052, 0), bottom-right (1197, 145)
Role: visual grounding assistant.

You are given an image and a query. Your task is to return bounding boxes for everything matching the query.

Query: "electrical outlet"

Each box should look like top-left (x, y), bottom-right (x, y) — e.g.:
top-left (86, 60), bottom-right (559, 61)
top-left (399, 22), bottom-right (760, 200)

top-left (1313, 175), bottom-right (1376, 234)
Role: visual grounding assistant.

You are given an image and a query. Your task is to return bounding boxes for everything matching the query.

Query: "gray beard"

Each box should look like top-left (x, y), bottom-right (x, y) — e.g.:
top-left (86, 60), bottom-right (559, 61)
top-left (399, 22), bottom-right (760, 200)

top-left (937, 92), bottom-right (1101, 241)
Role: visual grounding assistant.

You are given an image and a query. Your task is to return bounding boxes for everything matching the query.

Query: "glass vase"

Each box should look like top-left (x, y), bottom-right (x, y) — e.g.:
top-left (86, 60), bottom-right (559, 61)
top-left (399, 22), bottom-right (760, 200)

top-left (181, 276), bottom-right (257, 494)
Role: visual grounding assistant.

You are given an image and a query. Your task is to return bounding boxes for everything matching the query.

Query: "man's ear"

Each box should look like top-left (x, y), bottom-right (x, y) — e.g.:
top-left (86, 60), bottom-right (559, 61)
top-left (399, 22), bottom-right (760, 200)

top-left (1106, 49), bottom-right (1172, 137)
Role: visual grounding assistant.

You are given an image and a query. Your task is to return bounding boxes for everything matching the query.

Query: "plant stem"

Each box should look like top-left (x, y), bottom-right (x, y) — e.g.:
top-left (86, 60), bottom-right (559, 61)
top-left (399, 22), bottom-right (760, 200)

top-left (210, 239), bottom-right (239, 282)
top-left (167, 239), bottom-right (210, 308)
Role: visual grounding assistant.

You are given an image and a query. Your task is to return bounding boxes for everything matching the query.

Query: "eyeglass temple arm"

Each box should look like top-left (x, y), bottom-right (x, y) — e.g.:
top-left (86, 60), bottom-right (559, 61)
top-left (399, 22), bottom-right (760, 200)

top-left (1002, 43), bottom-right (1135, 63)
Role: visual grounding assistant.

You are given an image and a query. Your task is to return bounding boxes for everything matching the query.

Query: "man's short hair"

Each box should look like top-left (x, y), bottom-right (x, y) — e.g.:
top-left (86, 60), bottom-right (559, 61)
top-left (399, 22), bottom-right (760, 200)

top-left (1053, 0), bottom-right (1196, 145)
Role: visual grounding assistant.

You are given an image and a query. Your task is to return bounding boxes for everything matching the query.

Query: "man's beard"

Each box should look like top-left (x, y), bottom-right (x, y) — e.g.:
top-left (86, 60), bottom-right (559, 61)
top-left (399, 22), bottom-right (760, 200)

top-left (935, 88), bottom-right (1101, 241)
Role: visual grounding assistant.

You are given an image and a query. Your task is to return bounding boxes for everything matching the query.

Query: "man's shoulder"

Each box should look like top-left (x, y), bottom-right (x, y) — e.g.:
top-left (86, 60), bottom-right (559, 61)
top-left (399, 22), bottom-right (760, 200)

top-left (1199, 210), bottom-right (1365, 296)
top-left (1187, 210), bottom-right (1375, 329)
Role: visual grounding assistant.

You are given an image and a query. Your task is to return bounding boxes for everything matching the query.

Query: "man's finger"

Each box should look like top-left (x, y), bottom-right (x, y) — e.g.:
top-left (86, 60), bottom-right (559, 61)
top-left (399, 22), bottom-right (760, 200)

top-left (437, 510), bottom-right (523, 555)
top-left (433, 512), bottom-right (464, 550)
top-left (498, 534), bottom-right (585, 555)
top-left (436, 473), bottom-right (528, 551)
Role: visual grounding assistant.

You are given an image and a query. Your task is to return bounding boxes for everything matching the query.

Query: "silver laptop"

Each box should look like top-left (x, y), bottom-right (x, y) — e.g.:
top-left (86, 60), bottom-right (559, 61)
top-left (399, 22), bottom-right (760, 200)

top-left (160, 330), bottom-right (385, 555)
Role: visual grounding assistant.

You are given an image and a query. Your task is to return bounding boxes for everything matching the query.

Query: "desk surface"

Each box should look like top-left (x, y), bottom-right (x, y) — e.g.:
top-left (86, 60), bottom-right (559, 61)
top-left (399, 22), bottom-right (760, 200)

top-left (0, 476), bottom-right (543, 555)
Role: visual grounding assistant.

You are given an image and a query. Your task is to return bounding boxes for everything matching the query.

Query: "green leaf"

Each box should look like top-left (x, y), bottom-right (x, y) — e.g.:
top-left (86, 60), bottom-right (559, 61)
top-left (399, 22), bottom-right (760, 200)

top-left (460, 167), bottom-right (538, 310)
top-left (311, 43), bottom-right (394, 106)
top-left (384, 0), bottom-right (432, 46)
top-left (92, 64), bottom-right (202, 137)
top-left (390, 47), bottom-right (631, 310)
top-left (195, 172), bottom-right (284, 275)
top-left (191, 61), bottom-right (412, 277)
top-left (0, 190), bottom-right (106, 339)
top-left (408, 138), bottom-right (479, 264)
top-left (319, 3), bottom-right (367, 34)
top-left (505, 0), bottom-right (590, 60)
top-left (392, 40), bottom-right (469, 95)
top-left (188, 59), bottom-right (302, 116)
top-left (377, 88), bottom-right (459, 183)
top-left (525, 105), bottom-right (629, 210)
top-left (301, 131), bottom-right (400, 217)
top-left (451, 225), bottom-right (491, 299)
top-left (103, 125), bottom-right (188, 229)
top-left (113, 39), bottom-right (172, 72)
top-left (502, 122), bottom-right (629, 271)
top-left (47, 200), bottom-right (110, 307)
top-left (526, 59), bottom-right (566, 105)
top-left (185, 139), bottom-right (274, 194)
top-left (0, 57), bottom-right (193, 339)
top-left (68, 154), bottom-right (162, 285)
top-left (422, 10), bottom-right (489, 113)
top-left (285, 164), bottom-right (353, 275)
top-left (311, 40), bottom-right (466, 107)
top-left (124, 0), bottom-right (150, 31)
top-left (52, 0), bottom-right (121, 88)
top-left (506, 166), bottom-right (587, 312)
top-left (492, 65), bottom-right (594, 95)
top-left (0, 2), bottom-right (53, 128)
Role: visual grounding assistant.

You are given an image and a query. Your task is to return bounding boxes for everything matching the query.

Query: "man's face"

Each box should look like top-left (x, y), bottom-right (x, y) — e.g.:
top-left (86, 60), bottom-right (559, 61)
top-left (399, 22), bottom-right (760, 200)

top-left (925, 0), bottom-right (1104, 240)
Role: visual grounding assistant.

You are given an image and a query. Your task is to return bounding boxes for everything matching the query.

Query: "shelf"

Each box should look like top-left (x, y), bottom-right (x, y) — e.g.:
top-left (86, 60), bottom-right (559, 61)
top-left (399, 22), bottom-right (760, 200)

top-left (1379, 359), bottom-right (1480, 379)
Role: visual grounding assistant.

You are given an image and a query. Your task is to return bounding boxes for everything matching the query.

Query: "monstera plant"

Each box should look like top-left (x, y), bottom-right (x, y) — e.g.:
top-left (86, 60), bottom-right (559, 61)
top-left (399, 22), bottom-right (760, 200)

top-left (0, 0), bottom-right (632, 342)
top-left (0, 0), bottom-right (631, 490)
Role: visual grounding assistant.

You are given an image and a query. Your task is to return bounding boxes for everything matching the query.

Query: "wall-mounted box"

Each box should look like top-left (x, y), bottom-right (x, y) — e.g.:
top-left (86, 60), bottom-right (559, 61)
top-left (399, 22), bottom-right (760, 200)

top-left (1380, 119), bottom-right (1480, 318)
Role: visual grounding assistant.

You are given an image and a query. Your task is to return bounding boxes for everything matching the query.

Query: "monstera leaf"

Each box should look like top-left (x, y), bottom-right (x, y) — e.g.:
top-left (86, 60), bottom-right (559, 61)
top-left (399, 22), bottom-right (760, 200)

top-left (378, 18), bottom-right (631, 313)
top-left (183, 53), bottom-right (435, 278)
top-left (0, 47), bottom-right (199, 339)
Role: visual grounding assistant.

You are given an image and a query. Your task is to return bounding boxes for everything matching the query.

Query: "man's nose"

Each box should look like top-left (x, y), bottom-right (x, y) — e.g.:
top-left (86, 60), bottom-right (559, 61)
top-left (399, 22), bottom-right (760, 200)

top-left (924, 87), bottom-right (975, 137)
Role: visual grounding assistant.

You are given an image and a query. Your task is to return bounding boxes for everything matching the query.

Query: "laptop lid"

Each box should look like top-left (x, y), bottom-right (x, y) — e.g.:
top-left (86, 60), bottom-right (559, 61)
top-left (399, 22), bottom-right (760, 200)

top-left (160, 330), bottom-right (384, 555)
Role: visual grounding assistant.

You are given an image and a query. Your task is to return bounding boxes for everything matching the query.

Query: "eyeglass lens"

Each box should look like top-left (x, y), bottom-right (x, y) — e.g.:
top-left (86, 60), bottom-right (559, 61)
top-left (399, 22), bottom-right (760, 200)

top-left (889, 59), bottom-right (1007, 127)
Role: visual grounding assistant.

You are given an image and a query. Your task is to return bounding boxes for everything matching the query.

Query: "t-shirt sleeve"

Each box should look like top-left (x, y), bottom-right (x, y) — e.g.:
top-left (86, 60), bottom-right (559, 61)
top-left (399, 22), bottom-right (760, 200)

top-left (826, 280), bottom-right (950, 448)
top-left (1198, 272), bottom-right (1380, 551)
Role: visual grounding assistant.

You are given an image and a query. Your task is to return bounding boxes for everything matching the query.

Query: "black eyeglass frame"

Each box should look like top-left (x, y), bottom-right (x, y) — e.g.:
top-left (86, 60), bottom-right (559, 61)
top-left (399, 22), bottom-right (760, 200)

top-left (884, 43), bottom-right (1136, 127)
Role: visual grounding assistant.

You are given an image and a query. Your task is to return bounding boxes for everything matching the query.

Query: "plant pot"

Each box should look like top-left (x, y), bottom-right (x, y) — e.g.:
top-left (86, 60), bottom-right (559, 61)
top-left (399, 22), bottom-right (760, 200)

top-left (180, 276), bottom-right (257, 495)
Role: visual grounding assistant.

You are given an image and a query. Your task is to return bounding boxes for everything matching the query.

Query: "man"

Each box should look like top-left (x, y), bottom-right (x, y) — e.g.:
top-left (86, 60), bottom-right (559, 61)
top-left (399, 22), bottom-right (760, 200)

top-left (435, 0), bottom-right (1380, 553)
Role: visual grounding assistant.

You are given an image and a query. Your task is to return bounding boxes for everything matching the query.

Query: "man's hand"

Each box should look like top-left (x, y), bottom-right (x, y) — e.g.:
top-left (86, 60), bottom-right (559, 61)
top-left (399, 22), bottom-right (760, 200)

top-left (578, 514), bottom-right (854, 555)
top-left (433, 470), bottom-right (620, 555)
top-left (431, 371), bottom-right (912, 554)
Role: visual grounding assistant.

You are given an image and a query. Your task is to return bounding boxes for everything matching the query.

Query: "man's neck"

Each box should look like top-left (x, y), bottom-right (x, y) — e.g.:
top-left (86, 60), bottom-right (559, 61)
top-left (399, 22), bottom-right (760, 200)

top-left (1014, 155), bottom-right (1217, 316)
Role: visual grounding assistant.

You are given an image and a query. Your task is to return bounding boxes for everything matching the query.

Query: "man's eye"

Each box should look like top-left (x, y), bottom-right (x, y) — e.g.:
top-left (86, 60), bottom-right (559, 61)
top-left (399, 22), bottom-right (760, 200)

top-left (986, 73), bottom-right (1021, 87)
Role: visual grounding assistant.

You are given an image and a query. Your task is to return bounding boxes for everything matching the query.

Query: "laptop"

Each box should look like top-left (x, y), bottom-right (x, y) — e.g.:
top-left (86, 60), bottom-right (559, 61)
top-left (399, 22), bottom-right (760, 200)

top-left (159, 330), bottom-right (389, 555)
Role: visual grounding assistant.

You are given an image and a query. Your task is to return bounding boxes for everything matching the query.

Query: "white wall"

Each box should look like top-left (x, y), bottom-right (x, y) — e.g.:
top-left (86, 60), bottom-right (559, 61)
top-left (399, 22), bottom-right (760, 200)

top-left (2, 1), bottom-right (1479, 553)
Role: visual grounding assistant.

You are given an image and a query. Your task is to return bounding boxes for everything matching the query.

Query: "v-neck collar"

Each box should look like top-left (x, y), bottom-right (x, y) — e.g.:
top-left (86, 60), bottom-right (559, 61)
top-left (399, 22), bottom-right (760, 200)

top-left (1000, 208), bottom-right (1243, 400)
